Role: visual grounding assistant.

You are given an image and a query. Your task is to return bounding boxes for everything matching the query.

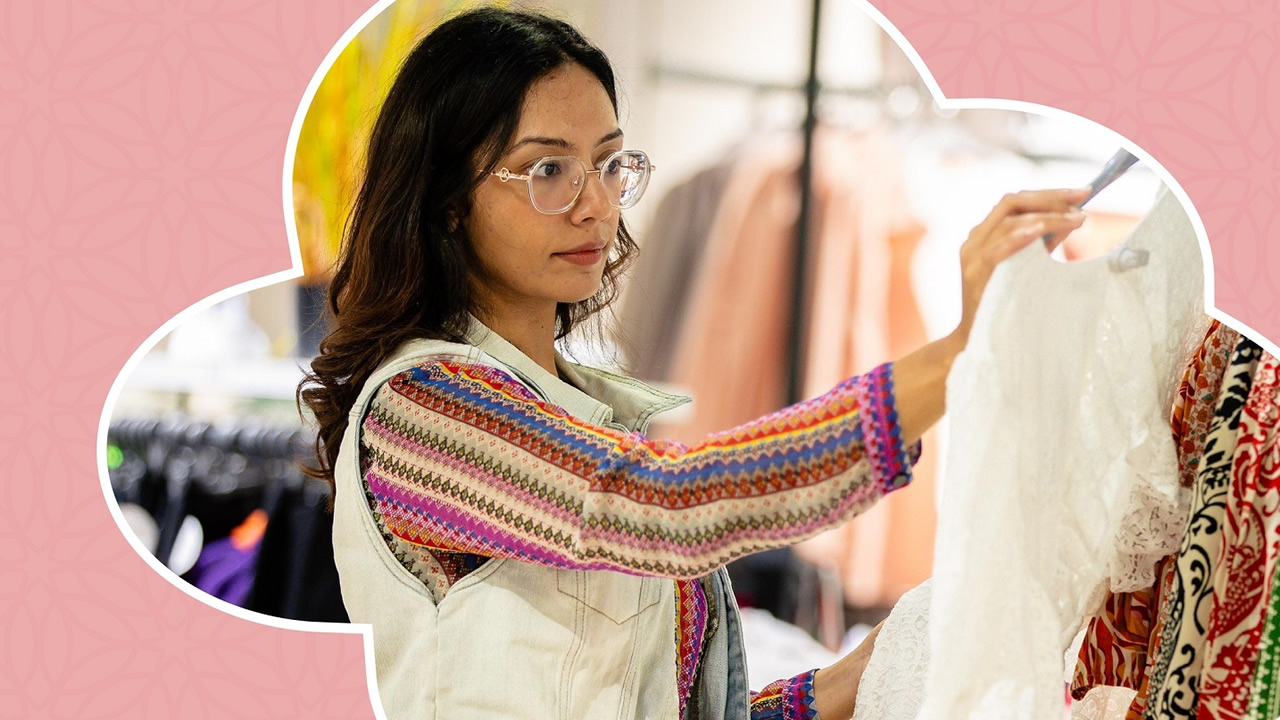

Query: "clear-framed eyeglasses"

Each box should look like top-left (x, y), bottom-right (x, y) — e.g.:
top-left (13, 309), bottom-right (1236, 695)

top-left (490, 149), bottom-right (655, 215)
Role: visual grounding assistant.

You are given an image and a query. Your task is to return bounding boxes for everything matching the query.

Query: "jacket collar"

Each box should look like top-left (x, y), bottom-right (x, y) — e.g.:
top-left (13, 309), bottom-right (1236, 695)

top-left (464, 315), bottom-right (690, 433)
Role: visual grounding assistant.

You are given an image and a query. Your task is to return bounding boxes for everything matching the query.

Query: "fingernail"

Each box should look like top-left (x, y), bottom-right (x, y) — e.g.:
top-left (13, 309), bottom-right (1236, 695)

top-left (1067, 211), bottom-right (1086, 222)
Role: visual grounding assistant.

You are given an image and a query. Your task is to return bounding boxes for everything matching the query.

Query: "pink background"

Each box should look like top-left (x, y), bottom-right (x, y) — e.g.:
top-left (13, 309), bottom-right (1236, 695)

top-left (2, 0), bottom-right (1276, 717)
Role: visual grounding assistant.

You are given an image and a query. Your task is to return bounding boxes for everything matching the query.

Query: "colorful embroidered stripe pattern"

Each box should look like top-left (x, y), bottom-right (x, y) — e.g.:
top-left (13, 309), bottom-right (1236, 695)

top-left (675, 578), bottom-right (708, 719)
top-left (360, 360), bottom-right (918, 579)
top-left (749, 670), bottom-right (819, 720)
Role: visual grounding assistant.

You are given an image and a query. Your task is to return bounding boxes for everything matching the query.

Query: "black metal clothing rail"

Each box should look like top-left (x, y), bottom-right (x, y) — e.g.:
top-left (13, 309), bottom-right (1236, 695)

top-left (787, 0), bottom-right (823, 406)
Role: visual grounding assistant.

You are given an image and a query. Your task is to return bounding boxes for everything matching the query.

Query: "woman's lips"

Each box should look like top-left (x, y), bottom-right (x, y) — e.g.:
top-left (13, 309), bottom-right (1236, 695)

top-left (554, 248), bottom-right (604, 265)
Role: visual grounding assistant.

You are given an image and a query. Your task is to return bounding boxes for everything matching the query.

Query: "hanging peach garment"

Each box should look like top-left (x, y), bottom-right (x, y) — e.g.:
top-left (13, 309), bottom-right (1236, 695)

top-left (659, 129), bottom-right (932, 609)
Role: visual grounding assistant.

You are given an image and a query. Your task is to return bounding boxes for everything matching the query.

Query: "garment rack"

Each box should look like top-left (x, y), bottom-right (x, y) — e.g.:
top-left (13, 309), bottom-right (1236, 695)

top-left (646, 0), bottom-right (829, 404)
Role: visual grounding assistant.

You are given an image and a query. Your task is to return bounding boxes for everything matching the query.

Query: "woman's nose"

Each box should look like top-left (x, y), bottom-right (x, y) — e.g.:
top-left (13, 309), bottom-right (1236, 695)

top-left (569, 169), bottom-right (614, 222)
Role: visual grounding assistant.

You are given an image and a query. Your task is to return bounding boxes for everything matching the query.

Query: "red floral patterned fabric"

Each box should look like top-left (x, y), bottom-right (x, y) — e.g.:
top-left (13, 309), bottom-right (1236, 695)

top-left (1197, 350), bottom-right (1280, 720)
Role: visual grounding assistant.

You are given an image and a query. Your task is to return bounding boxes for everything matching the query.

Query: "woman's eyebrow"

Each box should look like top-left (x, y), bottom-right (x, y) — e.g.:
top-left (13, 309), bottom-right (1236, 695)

top-left (508, 128), bottom-right (624, 153)
top-left (509, 136), bottom-right (570, 152)
top-left (596, 128), bottom-right (623, 146)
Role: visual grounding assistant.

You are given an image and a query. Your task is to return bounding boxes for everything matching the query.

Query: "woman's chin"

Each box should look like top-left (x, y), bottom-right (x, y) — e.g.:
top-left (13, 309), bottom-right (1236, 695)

top-left (558, 281), bottom-right (606, 305)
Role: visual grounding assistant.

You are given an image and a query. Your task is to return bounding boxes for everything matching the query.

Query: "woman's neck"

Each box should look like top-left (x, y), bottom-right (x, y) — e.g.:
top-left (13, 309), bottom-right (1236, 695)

top-left (472, 304), bottom-right (560, 377)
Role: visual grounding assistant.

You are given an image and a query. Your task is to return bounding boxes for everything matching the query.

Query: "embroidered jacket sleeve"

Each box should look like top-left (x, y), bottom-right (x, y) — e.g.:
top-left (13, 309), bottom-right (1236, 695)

top-left (749, 670), bottom-right (820, 720)
top-left (359, 360), bottom-right (920, 579)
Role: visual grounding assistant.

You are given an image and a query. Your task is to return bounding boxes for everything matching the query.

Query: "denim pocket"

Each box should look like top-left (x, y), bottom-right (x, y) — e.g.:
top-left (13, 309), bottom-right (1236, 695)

top-left (556, 569), bottom-right (663, 624)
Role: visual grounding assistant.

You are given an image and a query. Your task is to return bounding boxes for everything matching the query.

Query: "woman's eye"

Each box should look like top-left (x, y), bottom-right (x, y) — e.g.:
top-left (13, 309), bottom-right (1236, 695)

top-left (602, 158), bottom-right (622, 175)
top-left (537, 161), bottom-right (562, 177)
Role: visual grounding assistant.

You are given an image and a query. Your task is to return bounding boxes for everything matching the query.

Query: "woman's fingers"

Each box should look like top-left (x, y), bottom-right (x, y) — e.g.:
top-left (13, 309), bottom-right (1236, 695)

top-left (966, 211), bottom-right (1086, 273)
top-left (970, 187), bottom-right (1091, 241)
top-left (1042, 227), bottom-right (1077, 253)
top-left (991, 210), bottom-right (1087, 259)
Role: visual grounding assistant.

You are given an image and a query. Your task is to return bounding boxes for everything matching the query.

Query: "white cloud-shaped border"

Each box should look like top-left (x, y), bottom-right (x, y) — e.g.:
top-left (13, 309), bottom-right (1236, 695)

top-left (95, 2), bottom-right (1276, 719)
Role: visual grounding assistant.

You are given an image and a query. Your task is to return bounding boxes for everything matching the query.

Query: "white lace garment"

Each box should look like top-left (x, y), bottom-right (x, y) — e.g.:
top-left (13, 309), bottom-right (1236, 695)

top-left (854, 186), bottom-right (1208, 720)
top-left (854, 580), bottom-right (933, 719)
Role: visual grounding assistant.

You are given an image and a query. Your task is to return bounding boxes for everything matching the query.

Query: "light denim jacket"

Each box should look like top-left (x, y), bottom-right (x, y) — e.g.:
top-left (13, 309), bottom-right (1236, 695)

top-left (332, 316), bottom-right (751, 720)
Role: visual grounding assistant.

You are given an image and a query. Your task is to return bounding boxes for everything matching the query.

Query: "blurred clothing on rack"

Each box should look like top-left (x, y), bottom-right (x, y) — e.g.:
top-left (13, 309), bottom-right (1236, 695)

top-left (621, 160), bottom-right (735, 381)
top-left (244, 478), bottom-right (349, 622)
top-left (185, 509), bottom-right (267, 606)
top-left (107, 418), bottom-right (348, 623)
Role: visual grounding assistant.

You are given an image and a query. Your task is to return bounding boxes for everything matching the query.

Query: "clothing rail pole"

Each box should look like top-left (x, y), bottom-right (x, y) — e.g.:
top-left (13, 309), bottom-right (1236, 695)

top-left (785, 0), bottom-right (822, 405)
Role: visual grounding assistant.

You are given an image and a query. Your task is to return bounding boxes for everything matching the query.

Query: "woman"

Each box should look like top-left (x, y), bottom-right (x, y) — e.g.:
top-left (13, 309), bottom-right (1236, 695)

top-left (298, 7), bottom-right (1088, 720)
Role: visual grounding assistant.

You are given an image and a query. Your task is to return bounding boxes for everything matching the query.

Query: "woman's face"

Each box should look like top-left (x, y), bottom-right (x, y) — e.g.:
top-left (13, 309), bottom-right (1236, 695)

top-left (464, 62), bottom-right (623, 321)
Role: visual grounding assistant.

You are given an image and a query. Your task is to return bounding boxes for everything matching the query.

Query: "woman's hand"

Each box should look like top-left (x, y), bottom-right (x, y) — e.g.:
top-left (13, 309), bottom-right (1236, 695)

top-left (951, 187), bottom-right (1090, 347)
top-left (890, 187), bottom-right (1089, 446)
top-left (812, 620), bottom-right (885, 720)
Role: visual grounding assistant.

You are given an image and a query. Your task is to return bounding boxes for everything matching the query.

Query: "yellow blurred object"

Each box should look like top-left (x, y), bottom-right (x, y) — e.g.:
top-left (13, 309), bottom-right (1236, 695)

top-left (293, 0), bottom-right (499, 281)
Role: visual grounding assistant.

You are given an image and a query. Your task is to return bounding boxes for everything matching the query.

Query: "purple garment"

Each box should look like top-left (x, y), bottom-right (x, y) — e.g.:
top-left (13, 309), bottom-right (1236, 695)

top-left (184, 534), bottom-right (261, 607)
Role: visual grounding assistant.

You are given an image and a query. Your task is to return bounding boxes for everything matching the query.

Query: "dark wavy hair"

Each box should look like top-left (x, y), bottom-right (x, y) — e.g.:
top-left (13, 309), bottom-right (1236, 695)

top-left (296, 7), bottom-right (637, 498)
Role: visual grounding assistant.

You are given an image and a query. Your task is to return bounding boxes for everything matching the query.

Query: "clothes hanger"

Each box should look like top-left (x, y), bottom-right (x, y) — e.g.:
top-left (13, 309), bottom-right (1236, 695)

top-left (1045, 148), bottom-right (1150, 272)
top-left (1079, 149), bottom-right (1139, 207)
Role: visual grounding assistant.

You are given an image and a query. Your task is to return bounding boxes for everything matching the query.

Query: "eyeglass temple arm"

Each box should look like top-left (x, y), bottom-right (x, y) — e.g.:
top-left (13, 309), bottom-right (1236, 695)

top-left (492, 168), bottom-right (529, 183)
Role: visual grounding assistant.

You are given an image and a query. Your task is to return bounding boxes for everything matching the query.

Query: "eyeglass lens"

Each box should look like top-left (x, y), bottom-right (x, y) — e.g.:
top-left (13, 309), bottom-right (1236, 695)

top-left (528, 151), bottom-right (650, 214)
